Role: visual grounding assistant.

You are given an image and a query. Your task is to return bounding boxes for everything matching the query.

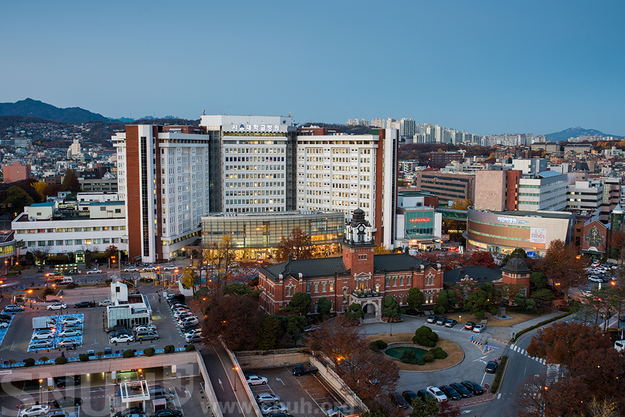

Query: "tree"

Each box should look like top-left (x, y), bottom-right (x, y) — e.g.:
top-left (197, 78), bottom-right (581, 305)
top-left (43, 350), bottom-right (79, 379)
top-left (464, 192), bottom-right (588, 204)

top-left (33, 180), bottom-right (47, 200)
top-left (256, 316), bottom-right (282, 350)
top-left (407, 287), bottom-right (425, 311)
top-left (538, 239), bottom-right (586, 303)
top-left (374, 245), bottom-right (391, 255)
top-left (305, 316), bottom-right (366, 369)
top-left (180, 267), bottom-right (199, 291)
top-left (382, 296), bottom-right (400, 318)
top-left (317, 297), bottom-right (332, 317)
top-left (203, 234), bottom-right (236, 283)
top-left (437, 401), bottom-right (460, 417)
top-left (410, 397), bottom-right (439, 417)
top-left (337, 347), bottom-right (399, 400)
top-left (611, 231), bottom-right (625, 260)
top-left (502, 248), bottom-right (527, 266)
top-left (467, 251), bottom-right (496, 268)
top-left (413, 325), bottom-right (438, 347)
top-left (199, 293), bottom-right (263, 350)
top-left (222, 282), bottom-right (262, 298)
top-left (61, 169), bottom-right (81, 193)
top-left (3, 185), bottom-right (34, 215)
top-left (345, 303), bottom-right (364, 321)
top-left (530, 272), bottom-right (548, 291)
top-left (288, 292), bottom-right (312, 316)
top-left (530, 288), bottom-right (556, 304)
top-left (286, 315), bottom-right (307, 339)
top-left (275, 227), bottom-right (314, 262)
top-left (526, 321), bottom-right (612, 368)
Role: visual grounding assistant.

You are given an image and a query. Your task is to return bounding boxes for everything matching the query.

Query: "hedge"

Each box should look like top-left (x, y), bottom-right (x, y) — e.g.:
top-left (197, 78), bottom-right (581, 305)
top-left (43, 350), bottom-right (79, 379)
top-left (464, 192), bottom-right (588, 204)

top-left (122, 349), bottom-right (135, 358)
top-left (490, 355), bottom-right (508, 393)
top-left (79, 354), bottom-right (89, 362)
top-left (55, 357), bottom-right (67, 364)
top-left (510, 312), bottom-right (571, 343)
top-left (144, 348), bottom-right (155, 357)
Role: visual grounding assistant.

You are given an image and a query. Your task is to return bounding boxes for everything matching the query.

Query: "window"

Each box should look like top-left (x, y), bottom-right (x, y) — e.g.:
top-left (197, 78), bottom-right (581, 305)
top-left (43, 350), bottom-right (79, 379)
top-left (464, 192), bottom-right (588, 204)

top-left (322, 282), bottom-right (326, 292)
top-left (85, 239), bottom-right (92, 245)
top-left (28, 241), bottom-right (36, 247)
top-left (100, 207), bottom-right (106, 211)
top-left (393, 277), bottom-right (397, 287)
top-left (115, 209), bottom-right (121, 214)
top-left (358, 254), bottom-right (367, 260)
top-left (306, 283), bottom-right (311, 293)
top-left (385, 277), bottom-right (390, 287)
top-left (56, 240), bottom-right (63, 246)
top-left (47, 240), bottom-right (54, 246)
top-left (400, 276), bottom-right (404, 286)
top-left (314, 282), bottom-right (319, 293)
top-left (74, 239), bottom-right (82, 245)
top-left (65, 240), bottom-right (73, 245)
top-left (426, 274), bottom-right (435, 286)
top-left (38, 241), bottom-right (46, 246)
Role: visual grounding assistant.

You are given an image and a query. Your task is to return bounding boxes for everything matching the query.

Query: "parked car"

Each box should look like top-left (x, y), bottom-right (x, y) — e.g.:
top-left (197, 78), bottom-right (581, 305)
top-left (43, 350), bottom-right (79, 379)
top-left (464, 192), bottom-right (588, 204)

top-left (444, 319), bottom-right (457, 328)
top-left (256, 393), bottom-right (281, 404)
top-left (86, 268), bottom-right (102, 274)
top-left (417, 389), bottom-right (436, 402)
top-left (62, 317), bottom-right (84, 325)
top-left (4, 304), bottom-right (25, 313)
top-left (29, 340), bottom-right (53, 350)
top-left (114, 408), bottom-right (144, 417)
top-left (104, 347), bottom-right (113, 355)
top-left (134, 324), bottom-right (157, 333)
top-left (73, 301), bottom-right (94, 308)
top-left (472, 324), bottom-right (486, 333)
top-left (435, 317), bottom-right (446, 326)
top-left (326, 406), bottom-right (358, 417)
top-left (426, 316), bottom-right (438, 323)
top-left (19, 404), bottom-right (50, 416)
top-left (260, 403), bottom-right (288, 415)
top-left (449, 383), bottom-right (473, 398)
top-left (32, 331), bottom-right (55, 340)
top-left (402, 390), bottom-right (419, 405)
top-left (110, 329), bottom-right (133, 338)
top-left (48, 410), bottom-right (69, 417)
top-left (292, 364), bottom-right (319, 376)
top-left (162, 265), bottom-right (177, 271)
top-left (50, 396), bottom-right (82, 408)
top-left (439, 385), bottom-right (462, 401)
top-left (185, 334), bottom-right (202, 343)
top-left (149, 385), bottom-right (172, 398)
top-left (47, 303), bottom-right (67, 311)
top-left (246, 375), bottom-right (268, 385)
top-left (389, 392), bottom-right (410, 409)
top-left (0, 322), bottom-right (8, 329)
top-left (461, 381), bottom-right (485, 396)
top-left (135, 331), bottom-right (159, 341)
top-left (485, 360), bottom-right (499, 374)
top-left (426, 386), bottom-right (447, 402)
top-left (124, 267), bottom-right (138, 272)
top-left (57, 329), bottom-right (82, 338)
top-left (110, 334), bottom-right (134, 343)
top-left (55, 376), bottom-right (81, 388)
top-left (57, 339), bottom-right (79, 349)
top-left (151, 410), bottom-right (182, 417)
top-left (99, 299), bottom-right (113, 307)
top-left (464, 321), bottom-right (475, 330)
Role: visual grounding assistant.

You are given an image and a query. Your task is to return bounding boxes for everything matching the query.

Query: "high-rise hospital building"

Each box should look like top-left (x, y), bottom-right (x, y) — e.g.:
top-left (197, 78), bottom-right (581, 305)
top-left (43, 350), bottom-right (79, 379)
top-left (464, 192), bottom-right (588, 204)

top-left (114, 115), bottom-right (397, 263)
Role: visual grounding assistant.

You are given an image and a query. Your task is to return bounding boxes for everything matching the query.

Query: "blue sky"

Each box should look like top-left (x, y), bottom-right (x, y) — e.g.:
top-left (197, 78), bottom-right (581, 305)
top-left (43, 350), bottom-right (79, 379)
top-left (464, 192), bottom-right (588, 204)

top-left (2, 1), bottom-right (624, 136)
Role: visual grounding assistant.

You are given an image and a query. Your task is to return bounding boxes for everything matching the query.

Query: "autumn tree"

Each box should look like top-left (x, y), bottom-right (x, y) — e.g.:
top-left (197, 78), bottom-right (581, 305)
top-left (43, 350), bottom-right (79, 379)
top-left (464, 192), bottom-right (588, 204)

top-left (374, 244), bottom-right (391, 255)
top-left (305, 315), bottom-right (365, 369)
top-left (526, 321), bottom-right (612, 368)
top-left (199, 293), bottom-right (263, 350)
top-left (338, 347), bottom-right (399, 400)
top-left (33, 180), bottom-right (47, 200)
top-left (203, 234), bottom-right (236, 282)
top-left (466, 251), bottom-right (496, 268)
top-left (222, 282), bottom-right (262, 298)
top-left (180, 266), bottom-right (199, 292)
top-left (611, 230), bottom-right (625, 260)
top-left (275, 227), bottom-right (314, 262)
top-left (61, 169), bottom-right (81, 193)
top-left (538, 239), bottom-right (586, 302)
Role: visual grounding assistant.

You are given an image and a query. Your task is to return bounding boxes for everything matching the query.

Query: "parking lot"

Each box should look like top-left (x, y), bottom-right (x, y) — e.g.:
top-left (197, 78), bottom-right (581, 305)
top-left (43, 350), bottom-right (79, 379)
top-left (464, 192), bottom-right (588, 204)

top-left (247, 367), bottom-right (345, 417)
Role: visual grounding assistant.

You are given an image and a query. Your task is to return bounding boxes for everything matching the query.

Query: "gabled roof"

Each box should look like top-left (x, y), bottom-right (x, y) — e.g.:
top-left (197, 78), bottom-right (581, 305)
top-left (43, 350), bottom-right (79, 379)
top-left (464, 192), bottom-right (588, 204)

top-left (261, 257), bottom-right (348, 282)
top-left (373, 254), bottom-right (433, 272)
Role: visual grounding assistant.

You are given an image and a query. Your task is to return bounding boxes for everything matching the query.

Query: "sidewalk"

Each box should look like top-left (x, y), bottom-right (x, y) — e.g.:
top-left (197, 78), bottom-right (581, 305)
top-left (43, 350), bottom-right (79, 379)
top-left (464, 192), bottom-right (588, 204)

top-left (488, 309), bottom-right (565, 344)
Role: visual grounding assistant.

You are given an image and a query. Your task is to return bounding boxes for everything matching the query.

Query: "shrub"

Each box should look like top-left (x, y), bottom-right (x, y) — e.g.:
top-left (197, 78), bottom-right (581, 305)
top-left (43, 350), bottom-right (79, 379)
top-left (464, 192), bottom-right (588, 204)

top-left (413, 325), bottom-right (438, 347)
top-left (400, 350), bottom-right (416, 363)
top-left (96, 351), bottom-right (104, 358)
top-left (474, 311), bottom-right (485, 319)
top-left (79, 354), bottom-right (89, 362)
top-left (24, 358), bottom-right (35, 367)
top-left (55, 357), bottom-right (67, 364)
top-left (490, 307), bottom-right (498, 316)
top-left (369, 342), bottom-right (380, 353)
top-left (433, 349), bottom-right (447, 359)
top-left (416, 357), bottom-right (425, 365)
top-left (143, 348), bottom-right (155, 357)
top-left (39, 356), bottom-right (49, 362)
top-left (423, 352), bottom-right (435, 362)
top-left (490, 356), bottom-right (508, 393)
top-left (42, 288), bottom-right (55, 296)
top-left (122, 349), bottom-right (135, 358)
top-left (164, 345), bottom-right (175, 354)
top-left (410, 358), bottom-right (418, 364)
top-left (185, 344), bottom-right (196, 352)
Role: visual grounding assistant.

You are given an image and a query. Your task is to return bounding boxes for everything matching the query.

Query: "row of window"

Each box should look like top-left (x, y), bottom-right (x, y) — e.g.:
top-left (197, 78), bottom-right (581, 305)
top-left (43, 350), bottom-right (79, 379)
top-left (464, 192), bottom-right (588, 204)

top-left (17, 226), bottom-right (125, 234)
top-left (225, 173), bottom-right (285, 180)
top-left (225, 198), bottom-right (284, 206)
top-left (26, 237), bottom-right (121, 247)
top-left (225, 165), bottom-right (284, 171)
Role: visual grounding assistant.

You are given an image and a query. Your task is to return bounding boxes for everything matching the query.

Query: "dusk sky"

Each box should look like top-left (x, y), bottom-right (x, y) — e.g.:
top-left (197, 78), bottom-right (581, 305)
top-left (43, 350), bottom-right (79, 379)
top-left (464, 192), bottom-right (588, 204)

top-left (2, 0), bottom-right (624, 136)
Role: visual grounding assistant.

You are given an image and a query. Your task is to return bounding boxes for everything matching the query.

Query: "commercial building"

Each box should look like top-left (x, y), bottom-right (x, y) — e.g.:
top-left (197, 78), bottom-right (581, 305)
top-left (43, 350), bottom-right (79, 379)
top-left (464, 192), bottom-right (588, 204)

top-left (201, 211), bottom-right (345, 261)
top-left (567, 180), bottom-right (603, 213)
top-left (3, 161), bottom-right (31, 183)
top-left (465, 208), bottom-right (573, 256)
top-left (394, 190), bottom-right (442, 250)
top-left (430, 151), bottom-right (464, 167)
top-left (12, 201), bottom-right (128, 256)
top-left (258, 209), bottom-right (444, 318)
top-left (105, 281), bottom-right (152, 329)
top-left (112, 125), bottom-right (210, 263)
top-left (414, 171), bottom-right (475, 203)
top-left (517, 171), bottom-right (568, 212)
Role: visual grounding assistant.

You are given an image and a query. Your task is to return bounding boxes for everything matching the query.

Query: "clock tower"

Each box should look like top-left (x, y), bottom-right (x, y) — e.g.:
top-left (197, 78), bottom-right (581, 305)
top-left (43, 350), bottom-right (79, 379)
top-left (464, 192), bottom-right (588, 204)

top-left (343, 209), bottom-right (375, 281)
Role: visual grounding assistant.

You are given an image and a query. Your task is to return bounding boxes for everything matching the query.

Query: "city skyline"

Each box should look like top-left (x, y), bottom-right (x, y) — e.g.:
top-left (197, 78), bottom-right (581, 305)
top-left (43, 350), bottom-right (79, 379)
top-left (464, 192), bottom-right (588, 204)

top-left (2, 0), bottom-right (624, 136)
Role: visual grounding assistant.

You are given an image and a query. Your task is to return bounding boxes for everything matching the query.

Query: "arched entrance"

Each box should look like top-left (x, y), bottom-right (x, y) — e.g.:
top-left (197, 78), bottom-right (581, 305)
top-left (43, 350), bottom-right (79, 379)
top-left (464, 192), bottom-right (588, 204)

top-left (363, 303), bottom-right (376, 319)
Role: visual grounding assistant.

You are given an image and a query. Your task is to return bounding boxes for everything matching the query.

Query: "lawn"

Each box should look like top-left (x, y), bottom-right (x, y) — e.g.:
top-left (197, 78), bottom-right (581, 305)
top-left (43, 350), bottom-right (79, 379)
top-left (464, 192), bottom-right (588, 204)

top-left (367, 333), bottom-right (464, 371)
top-left (441, 309), bottom-right (549, 328)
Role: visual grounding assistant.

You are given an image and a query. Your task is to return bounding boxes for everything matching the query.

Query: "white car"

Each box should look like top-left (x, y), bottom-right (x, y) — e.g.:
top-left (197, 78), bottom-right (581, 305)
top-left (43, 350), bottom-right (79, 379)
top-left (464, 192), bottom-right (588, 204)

top-left (99, 299), bottom-right (113, 306)
top-left (29, 340), bottom-right (53, 350)
top-left (32, 331), bottom-right (55, 340)
top-left (19, 404), bottom-right (50, 416)
top-left (47, 303), bottom-right (67, 311)
top-left (426, 386), bottom-right (448, 402)
top-left (162, 265), bottom-right (177, 271)
top-left (86, 268), bottom-right (102, 274)
top-left (58, 329), bottom-right (82, 338)
top-left (57, 339), bottom-right (79, 349)
top-left (62, 317), bottom-right (84, 325)
top-left (256, 393), bottom-right (281, 404)
top-left (134, 325), bottom-right (157, 333)
top-left (260, 403), bottom-right (288, 415)
top-left (110, 334), bottom-right (134, 343)
top-left (473, 324), bottom-right (486, 333)
top-left (124, 267), bottom-right (138, 272)
top-left (246, 375), bottom-right (268, 385)
top-left (0, 322), bottom-right (8, 329)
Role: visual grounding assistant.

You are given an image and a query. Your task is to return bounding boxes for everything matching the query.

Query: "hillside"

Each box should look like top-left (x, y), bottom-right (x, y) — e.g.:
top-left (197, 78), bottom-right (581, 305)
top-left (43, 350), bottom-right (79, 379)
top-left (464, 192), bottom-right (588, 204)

top-left (0, 98), bottom-right (110, 124)
top-left (545, 126), bottom-right (623, 142)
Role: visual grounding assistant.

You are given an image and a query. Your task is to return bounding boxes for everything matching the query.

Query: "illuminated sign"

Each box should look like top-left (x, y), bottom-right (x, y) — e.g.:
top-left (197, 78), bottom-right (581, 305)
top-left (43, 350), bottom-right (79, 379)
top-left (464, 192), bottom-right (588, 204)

top-left (229, 124), bottom-right (280, 133)
top-left (409, 218), bottom-right (431, 223)
top-left (497, 216), bottom-right (517, 224)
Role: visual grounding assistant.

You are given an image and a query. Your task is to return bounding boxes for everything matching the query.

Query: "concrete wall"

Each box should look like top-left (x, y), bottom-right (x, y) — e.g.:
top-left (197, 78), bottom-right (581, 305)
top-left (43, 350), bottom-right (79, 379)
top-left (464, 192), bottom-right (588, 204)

top-left (235, 352), bottom-right (309, 370)
top-left (309, 356), bottom-right (368, 412)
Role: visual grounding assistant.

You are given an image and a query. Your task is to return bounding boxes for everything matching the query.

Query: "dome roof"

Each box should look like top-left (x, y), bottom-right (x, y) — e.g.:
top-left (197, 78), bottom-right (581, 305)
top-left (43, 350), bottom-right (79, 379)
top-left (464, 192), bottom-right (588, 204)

top-left (502, 254), bottom-right (532, 274)
top-left (613, 204), bottom-right (623, 214)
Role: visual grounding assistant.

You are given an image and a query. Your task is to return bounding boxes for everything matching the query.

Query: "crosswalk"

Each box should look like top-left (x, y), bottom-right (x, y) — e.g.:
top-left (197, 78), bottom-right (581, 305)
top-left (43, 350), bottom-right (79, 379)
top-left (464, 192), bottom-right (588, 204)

top-left (509, 344), bottom-right (547, 365)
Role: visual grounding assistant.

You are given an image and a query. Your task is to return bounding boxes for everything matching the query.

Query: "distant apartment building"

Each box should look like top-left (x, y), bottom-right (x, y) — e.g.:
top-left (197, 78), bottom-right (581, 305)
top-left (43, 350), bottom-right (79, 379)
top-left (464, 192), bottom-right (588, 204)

top-left (79, 177), bottom-right (118, 192)
top-left (370, 118), bottom-right (386, 129)
top-left (517, 171), bottom-right (568, 212)
top-left (3, 161), bottom-right (31, 183)
top-left (414, 171), bottom-right (475, 203)
top-left (430, 151), bottom-right (464, 167)
top-left (566, 180), bottom-right (603, 213)
top-left (399, 118), bottom-right (415, 139)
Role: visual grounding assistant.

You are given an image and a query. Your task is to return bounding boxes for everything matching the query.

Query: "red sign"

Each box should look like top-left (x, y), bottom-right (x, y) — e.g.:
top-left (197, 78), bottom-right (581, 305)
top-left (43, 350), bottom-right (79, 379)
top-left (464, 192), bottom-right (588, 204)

top-left (409, 218), bottom-right (431, 223)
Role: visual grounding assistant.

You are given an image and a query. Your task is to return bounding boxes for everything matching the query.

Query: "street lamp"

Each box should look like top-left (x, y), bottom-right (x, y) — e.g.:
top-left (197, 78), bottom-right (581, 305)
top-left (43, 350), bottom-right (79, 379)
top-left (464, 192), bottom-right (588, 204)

top-left (233, 366), bottom-right (239, 391)
top-left (39, 378), bottom-right (43, 403)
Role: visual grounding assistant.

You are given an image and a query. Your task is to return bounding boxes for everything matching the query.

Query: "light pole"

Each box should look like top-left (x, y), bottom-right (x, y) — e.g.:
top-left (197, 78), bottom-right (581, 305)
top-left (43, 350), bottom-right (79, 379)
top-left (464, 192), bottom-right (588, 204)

top-left (39, 378), bottom-right (43, 404)
top-left (233, 366), bottom-right (239, 391)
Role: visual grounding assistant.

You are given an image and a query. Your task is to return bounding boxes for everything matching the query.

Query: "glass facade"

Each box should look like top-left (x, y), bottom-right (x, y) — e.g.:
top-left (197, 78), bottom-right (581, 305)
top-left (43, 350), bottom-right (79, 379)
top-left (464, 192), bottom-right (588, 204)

top-left (201, 211), bottom-right (344, 259)
top-left (404, 210), bottom-right (435, 239)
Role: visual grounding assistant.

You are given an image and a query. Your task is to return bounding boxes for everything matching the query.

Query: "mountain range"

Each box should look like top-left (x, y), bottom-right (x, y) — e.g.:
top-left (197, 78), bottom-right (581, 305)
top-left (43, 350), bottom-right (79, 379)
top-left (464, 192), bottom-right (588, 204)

top-left (0, 99), bottom-right (622, 141)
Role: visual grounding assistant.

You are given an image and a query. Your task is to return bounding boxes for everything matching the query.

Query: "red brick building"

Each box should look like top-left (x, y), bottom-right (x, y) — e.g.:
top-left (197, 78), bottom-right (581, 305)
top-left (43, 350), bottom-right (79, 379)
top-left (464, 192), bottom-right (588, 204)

top-left (3, 161), bottom-right (31, 184)
top-left (258, 209), bottom-right (444, 319)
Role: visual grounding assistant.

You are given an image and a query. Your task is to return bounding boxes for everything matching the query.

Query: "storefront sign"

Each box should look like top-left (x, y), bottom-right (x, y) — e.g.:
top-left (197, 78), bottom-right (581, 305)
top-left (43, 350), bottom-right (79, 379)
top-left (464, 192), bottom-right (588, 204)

top-left (497, 216), bottom-right (518, 224)
top-left (229, 124), bottom-right (280, 133)
top-left (409, 218), bottom-right (431, 223)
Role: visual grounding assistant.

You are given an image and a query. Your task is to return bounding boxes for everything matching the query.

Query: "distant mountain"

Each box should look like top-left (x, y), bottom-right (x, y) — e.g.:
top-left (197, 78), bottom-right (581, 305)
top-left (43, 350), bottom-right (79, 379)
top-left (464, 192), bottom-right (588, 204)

top-left (0, 98), bottom-right (109, 124)
top-left (545, 126), bottom-right (623, 142)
